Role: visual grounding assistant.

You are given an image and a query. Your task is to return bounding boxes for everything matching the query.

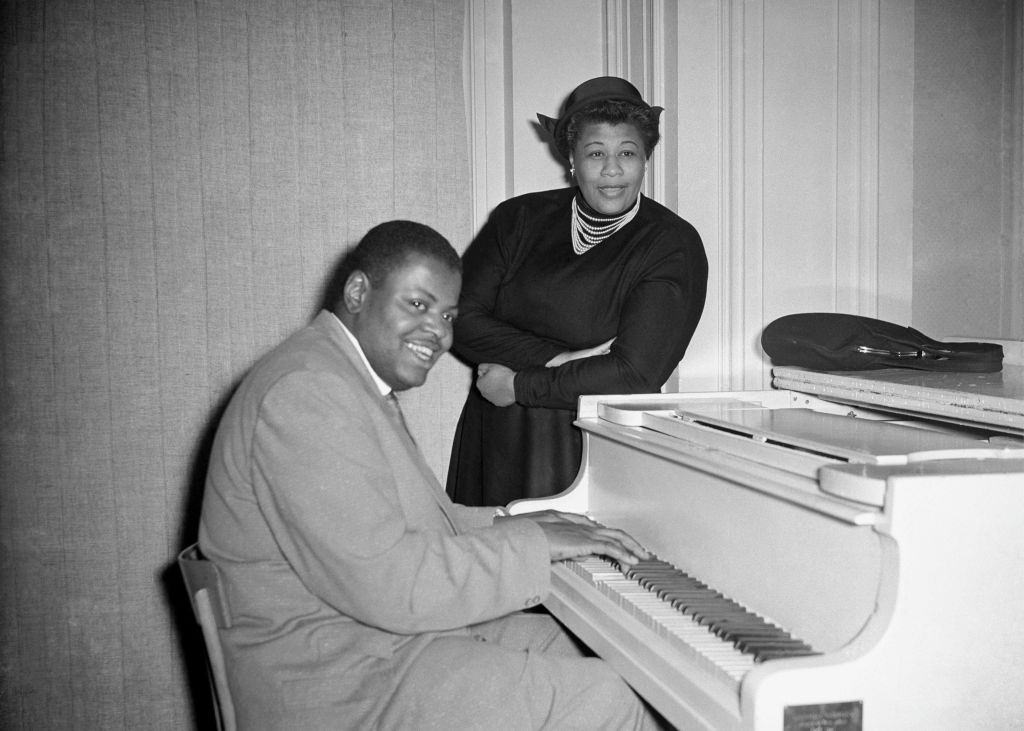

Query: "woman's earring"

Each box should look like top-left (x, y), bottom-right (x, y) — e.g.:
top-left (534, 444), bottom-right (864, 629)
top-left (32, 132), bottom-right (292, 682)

top-left (569, 167), bottom-right (575, 177)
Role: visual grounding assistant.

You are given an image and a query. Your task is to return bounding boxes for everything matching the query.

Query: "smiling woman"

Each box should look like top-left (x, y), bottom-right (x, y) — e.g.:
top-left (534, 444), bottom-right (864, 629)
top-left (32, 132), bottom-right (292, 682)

top-left (571, 122), bottom-right (646, 216)
top-left (446, 77), bottom-right (710, 508)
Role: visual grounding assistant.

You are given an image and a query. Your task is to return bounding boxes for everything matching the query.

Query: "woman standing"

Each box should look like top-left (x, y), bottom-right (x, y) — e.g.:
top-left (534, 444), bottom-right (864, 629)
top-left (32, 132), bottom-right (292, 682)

top-left (448, 76), bottom-right (708, 507)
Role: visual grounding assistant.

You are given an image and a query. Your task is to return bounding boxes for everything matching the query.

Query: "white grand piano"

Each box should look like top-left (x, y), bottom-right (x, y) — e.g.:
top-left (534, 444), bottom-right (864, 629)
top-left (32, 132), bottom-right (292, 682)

top-left (510, 356), bottom-right (1024, 730)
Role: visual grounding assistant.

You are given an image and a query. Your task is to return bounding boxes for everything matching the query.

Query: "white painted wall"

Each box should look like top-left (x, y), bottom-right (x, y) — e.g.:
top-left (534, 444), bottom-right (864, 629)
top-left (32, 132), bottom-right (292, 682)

top-left (913, 0), bottom-right (1022, 340)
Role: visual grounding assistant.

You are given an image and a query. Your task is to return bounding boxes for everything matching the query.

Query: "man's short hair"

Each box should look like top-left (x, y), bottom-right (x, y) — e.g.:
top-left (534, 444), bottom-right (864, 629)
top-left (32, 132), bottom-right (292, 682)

top-left (323, 220), bottom-right (461, 313)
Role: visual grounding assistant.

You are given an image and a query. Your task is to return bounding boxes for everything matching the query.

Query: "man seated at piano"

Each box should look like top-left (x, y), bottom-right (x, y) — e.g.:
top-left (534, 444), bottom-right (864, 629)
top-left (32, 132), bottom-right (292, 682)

top-left (197, 220), bottom-right (663, 729)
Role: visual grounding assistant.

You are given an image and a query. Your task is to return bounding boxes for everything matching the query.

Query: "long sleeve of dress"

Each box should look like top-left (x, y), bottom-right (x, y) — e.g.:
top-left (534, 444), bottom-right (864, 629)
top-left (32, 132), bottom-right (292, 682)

top-left (453, 207), bottom-right (568, 370)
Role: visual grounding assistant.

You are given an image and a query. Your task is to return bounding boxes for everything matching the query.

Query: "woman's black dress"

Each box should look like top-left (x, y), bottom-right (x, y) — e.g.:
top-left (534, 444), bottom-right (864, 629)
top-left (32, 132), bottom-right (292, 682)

top-left (447, 187), bottom-right (708, 507)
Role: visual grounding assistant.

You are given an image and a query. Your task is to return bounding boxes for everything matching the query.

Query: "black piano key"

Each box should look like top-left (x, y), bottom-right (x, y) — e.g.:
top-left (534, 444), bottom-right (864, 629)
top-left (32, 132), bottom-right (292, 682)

top-left (626, 565), bottom-right (707, 585)
top-left (752, 647), bottom-right (821, 662)
top-left (690, 599), bottom-right (760, 619)
top-left (653, 586), bottom-right (728, 599)
top-left (695, 614), bottom-right (767, 632)
top-left (669, 598), bottom-right (747, 616)
top-left (706, 623), bottom-right (779, 641)
top-left (690, 604), bottom-right (755, 619)
top-left (715, 628), bottom-right (785, 641)
top-left (699, 611), bottom-right (789, 636)
top-left (665, 587), bottom-right (729, 595)
top-left (740, 641), bottom-right (819, 663)
top-left (624, 564), bottom-right (679, 578)
top-left (736, 637), bottom-right (812, 652)
top-left (713, 623), bottom-right (793, 640)
top-left (706, 610), bottom-right (770, 622)
top-left (635, 575), bottom-right (709, 592)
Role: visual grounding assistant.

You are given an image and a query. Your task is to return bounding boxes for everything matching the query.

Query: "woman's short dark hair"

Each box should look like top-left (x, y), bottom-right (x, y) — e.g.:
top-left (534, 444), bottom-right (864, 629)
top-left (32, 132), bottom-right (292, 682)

top-left (563, 99), bottom-right (661, 159)
top-left (323, 220), bottom-right (460, 313)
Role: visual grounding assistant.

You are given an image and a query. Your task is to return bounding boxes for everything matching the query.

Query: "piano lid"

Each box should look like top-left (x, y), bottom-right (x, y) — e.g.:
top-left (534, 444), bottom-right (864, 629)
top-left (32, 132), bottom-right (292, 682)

top-left (771, 364), bottom-right (1024, 437)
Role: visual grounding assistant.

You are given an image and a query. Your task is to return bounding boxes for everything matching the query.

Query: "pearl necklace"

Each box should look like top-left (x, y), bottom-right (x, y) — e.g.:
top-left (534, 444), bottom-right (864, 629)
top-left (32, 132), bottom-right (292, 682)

top-left (571, 195), bottom-right (641, 255)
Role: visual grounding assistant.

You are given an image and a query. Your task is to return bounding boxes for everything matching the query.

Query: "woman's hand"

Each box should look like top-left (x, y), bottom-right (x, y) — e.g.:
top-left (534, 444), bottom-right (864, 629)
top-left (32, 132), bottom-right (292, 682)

top-left (545, 337), bottom-right (615, 368)
top-left (476, 363), bottom-right (516, 406)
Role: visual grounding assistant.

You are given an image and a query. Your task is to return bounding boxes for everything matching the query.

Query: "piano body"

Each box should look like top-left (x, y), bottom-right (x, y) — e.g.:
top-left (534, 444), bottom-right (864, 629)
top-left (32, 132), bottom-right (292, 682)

top-left (510, 362), bottom-right (1024, 730)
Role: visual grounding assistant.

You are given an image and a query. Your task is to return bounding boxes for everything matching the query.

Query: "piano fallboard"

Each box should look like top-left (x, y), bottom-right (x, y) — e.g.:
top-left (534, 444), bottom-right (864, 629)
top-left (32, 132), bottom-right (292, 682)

top-left (511, 387), bottom-right (1024, 730)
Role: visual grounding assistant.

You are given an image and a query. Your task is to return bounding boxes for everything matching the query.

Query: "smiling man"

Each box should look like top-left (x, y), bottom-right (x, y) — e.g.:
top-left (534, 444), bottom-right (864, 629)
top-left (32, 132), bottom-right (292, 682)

top-left (197, 220), bottom-right (658, 729)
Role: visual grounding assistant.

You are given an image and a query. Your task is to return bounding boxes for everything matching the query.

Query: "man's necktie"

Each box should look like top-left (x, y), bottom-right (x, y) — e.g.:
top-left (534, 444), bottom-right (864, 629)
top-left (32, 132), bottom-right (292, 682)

top-left (384, 392), bottom-right (416, 445)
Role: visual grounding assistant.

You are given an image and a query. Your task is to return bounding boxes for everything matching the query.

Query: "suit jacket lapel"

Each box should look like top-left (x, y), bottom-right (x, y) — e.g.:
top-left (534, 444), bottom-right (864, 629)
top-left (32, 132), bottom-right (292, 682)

top-left (314, 311), bottom-right (462, 534)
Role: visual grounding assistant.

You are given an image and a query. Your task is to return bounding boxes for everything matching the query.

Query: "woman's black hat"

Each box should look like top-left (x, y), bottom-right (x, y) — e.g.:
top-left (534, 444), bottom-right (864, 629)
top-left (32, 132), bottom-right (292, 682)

top-left (537, 76), bottom-right (663, 159)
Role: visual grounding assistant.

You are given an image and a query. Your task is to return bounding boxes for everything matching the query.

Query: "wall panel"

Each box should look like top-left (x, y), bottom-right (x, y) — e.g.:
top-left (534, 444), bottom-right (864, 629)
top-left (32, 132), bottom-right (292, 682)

top-left (913, 0), bottom-right (1019, 338)
top-left (672, 0), bottom-right (725, 391)
top-left (0, 1), bottom-right (472, 727)
top-left (762, 1), bottom-right (840, 316)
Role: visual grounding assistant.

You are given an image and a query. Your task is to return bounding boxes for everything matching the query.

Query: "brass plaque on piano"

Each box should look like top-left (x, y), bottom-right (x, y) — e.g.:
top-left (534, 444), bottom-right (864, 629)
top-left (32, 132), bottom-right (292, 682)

top-left (783, 701), bottom-right (862, 730)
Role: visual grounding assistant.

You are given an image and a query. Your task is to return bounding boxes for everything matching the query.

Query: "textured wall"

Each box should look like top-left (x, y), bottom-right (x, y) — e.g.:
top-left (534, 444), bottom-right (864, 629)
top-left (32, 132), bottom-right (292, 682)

top-left (0, 1), bottom-right (472, 727)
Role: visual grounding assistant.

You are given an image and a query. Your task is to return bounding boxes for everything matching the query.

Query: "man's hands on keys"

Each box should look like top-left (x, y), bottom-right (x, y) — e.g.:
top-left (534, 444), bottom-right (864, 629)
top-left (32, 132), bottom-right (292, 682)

top-left (508, 510), bottom-right (650, 567)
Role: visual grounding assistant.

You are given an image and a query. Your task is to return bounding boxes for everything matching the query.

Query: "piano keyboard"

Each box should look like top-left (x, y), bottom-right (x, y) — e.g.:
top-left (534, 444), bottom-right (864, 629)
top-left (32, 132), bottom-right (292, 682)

top-left (565, 556), bottom-right (817, 684)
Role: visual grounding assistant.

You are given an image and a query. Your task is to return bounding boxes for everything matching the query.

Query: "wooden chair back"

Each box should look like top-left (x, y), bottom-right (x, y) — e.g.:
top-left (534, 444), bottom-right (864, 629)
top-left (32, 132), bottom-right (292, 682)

top-left (178, 543), bottom-right (237, 731)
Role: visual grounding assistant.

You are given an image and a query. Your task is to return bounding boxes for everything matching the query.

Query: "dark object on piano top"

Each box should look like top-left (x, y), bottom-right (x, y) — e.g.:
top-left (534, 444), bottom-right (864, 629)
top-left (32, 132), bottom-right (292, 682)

top-left (761, 313), bottom-right (1003, 373)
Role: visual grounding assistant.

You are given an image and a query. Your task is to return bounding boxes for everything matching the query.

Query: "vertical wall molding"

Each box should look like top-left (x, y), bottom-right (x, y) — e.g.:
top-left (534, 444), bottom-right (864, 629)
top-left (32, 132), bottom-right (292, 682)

top-left (835, 0), bottom-right (881, 318)
top-left (603, 0), bottom-right (667, 206)
top-left (732, 0), bottom-right (766, 390)
top-left (720, 0), bottom-right (743, 390)
top-left (464, 0), bottom-right (510, 233)
top-left (857, 0), bottom-right (882, 318)
top-left (717, 0), bottom-right (888, 390)
top-left (1005, 0), bottom-right (1024, 335)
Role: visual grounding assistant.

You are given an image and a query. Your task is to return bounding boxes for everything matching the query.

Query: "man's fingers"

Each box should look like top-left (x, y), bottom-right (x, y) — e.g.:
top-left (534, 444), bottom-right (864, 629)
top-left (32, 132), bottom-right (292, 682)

top-left (578, 521), bottom-right (651, 563)
top-left (535, 516), bottom-right (651, 566)
top-left (596, 530), bottom-right (650, 563)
